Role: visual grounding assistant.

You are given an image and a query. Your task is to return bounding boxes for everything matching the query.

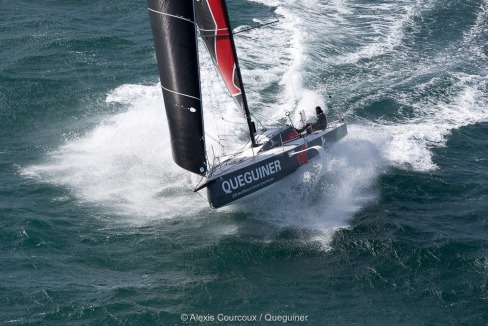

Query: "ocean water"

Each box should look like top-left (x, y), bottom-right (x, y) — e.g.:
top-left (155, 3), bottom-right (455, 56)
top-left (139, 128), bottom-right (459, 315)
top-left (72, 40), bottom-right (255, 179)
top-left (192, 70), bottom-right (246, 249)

top-left (1, 0), bottom-right (488, 324)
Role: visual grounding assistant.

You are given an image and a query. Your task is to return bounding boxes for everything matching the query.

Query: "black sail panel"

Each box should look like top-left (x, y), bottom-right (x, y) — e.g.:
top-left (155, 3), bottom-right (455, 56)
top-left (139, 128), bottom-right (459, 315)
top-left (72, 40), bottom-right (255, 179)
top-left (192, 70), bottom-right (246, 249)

top-left (147, 0), bottom-right (207, 174)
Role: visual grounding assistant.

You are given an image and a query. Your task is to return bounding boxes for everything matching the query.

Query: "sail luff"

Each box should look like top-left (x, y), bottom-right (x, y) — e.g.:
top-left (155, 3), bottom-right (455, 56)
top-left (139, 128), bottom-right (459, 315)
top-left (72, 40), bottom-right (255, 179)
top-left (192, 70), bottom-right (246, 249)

top-left (147, 0), bottom-right (207, 174)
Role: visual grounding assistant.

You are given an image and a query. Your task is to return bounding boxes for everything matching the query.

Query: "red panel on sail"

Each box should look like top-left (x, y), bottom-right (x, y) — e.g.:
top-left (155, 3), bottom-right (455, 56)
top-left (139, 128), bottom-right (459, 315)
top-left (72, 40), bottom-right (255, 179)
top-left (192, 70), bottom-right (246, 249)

top-left (207, 0), bottom-right (241, 96)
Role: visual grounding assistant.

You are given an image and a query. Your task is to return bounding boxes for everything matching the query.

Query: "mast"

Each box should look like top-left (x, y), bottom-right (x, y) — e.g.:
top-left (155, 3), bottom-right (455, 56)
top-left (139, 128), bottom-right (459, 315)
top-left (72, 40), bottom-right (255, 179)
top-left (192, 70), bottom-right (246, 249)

top-left (220, 0), bottom-right (258, 147)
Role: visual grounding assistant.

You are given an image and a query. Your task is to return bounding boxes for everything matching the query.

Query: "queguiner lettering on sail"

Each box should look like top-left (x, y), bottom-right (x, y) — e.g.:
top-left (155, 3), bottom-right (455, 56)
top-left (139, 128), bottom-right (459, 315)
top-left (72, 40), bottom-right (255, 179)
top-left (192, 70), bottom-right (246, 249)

top-left (147, 0), bottom-right (348, 208)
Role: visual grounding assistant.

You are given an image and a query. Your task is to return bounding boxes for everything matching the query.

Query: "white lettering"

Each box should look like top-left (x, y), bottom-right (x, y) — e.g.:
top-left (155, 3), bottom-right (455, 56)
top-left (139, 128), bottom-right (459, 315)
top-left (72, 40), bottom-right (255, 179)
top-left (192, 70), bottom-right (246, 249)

top-left (244, 172), bottom-right (252, 183)
top-left (251, 169), bottom-right (260, 181)
top-left (229, 177), bottom-right (239, 190)
top-left (222, 181), bottom-right (232, 194)
top-left (217, 314), bottom-right (257, 322)
top-left (275, 160), bottom-right (282, 172)
top-left (268, 162), bottom-right (275, 174)
top-left (220, 160), bottom-right (282, 194)
top-left (238, 175), bottom-right (245, 187)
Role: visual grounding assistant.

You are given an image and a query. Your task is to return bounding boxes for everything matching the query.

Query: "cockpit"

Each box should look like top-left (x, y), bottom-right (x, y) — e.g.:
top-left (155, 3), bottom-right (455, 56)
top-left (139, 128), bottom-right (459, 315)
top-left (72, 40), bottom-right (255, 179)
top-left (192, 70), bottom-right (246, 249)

top-left (258, 126), bottom-right (301, 153)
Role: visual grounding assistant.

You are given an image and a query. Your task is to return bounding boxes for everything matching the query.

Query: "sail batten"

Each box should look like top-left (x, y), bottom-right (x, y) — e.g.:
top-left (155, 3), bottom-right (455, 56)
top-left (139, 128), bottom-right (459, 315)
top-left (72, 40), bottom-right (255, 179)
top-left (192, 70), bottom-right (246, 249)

top-left (148, 8), bottom-right (196, 24)
top-left (160, 85), bottom-right (202, 101)
top-left (198, 27), bottom-right (229, 32)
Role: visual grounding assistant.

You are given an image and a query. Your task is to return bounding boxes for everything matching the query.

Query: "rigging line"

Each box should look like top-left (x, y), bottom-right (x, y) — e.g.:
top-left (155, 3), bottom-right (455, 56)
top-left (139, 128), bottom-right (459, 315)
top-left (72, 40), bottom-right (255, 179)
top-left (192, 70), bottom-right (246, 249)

top-left (205, 131), bottom-right (226, 150)
top-left (233, 20), bottom-right (280, 35)
top-left (193, 173), bottom-right (209, 189)
top-left (217, 140), bottom-right (248, 147)
top-left (211, 146), bottom-right (217, 168)
top-left (213, 134), bottom-right (246, 137)
top-left (205, 49), bottom-right (237, 102)
top-left (148, 8), bottom-right (195, 25)
top-left (192, 184), bottom-right (210, 203)
top-left (212, 133), bottom-right (244, 139)
top-left (250, 111), bottom-right (275, 126)
top-left (250, 110), bottom-right (274, 122)
top-left (249, 113), bottom-right (266, 130)
top-left (201, 61), bottom-right (226, 155)
top-left (219, 117), bottom-right (248, 125)
top-left (202, 63), bottom-right (237, 157)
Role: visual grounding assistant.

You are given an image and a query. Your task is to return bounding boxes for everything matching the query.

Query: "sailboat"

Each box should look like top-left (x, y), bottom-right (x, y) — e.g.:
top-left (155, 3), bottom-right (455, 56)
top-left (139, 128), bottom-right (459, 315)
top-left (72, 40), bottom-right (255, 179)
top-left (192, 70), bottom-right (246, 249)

top-left (147, 0), bottom-right (347, 209)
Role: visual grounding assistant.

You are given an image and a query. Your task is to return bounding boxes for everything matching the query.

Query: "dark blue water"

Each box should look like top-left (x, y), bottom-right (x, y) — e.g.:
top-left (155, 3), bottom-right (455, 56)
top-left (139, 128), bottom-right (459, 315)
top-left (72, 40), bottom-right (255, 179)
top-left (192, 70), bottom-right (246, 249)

top-left (1, 0), bottom-right (488, 325)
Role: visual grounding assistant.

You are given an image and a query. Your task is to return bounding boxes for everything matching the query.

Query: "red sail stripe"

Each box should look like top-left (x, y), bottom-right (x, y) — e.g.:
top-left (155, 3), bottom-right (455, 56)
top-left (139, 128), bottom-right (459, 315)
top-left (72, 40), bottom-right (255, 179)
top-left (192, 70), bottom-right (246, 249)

top-left (207, 0), bottom-right (241, 96)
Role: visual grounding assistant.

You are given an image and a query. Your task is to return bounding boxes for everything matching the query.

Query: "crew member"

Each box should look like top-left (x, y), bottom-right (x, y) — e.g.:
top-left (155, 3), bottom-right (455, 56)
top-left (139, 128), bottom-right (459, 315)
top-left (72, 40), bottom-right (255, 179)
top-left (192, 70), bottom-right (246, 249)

top-left (297, 106), bottom-right (328, 133)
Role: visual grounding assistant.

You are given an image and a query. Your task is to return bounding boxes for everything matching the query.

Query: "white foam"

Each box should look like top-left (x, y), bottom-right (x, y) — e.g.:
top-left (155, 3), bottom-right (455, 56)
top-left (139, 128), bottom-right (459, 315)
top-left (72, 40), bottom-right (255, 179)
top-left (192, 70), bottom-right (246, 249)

top-left (235, 0), bottom-right (319, 124)
top-left (271, 0), bottom-right (488, 173)
top-left (22, 84), bottom-right (209, 222)
top-left (226, 125), bottom-right (383, 248)
top-left (19, 0), bottom-right (381, 235)
top-left (376, 73), bottom-right (488, 171)
top-left (21, 0), bottom-right (488, 241)
top-left (462, 0), bottom-right (488, 60)
top-left (330, 2), bottom-right (422, 64)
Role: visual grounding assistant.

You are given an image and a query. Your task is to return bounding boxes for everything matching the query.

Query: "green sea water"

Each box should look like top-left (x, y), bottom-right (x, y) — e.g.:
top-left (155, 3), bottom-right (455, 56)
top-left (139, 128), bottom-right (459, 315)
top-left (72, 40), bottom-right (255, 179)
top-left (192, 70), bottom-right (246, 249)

top-left (1, 0), bottom-right (488, 325)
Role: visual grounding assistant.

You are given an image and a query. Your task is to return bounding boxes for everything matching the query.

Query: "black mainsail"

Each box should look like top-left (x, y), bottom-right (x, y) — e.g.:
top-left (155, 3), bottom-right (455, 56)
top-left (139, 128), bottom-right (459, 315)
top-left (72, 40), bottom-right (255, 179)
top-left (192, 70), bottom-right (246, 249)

top-left (147, 0), bottom-right (207, 174)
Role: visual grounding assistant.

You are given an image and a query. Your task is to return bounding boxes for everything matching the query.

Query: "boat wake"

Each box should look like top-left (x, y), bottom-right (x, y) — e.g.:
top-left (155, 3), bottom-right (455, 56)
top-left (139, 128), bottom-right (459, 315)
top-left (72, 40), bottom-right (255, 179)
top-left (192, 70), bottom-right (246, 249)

top-left (227, 125), bottom-right (382, 234)
top-left (21, 0), bottom-right (488, 247)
